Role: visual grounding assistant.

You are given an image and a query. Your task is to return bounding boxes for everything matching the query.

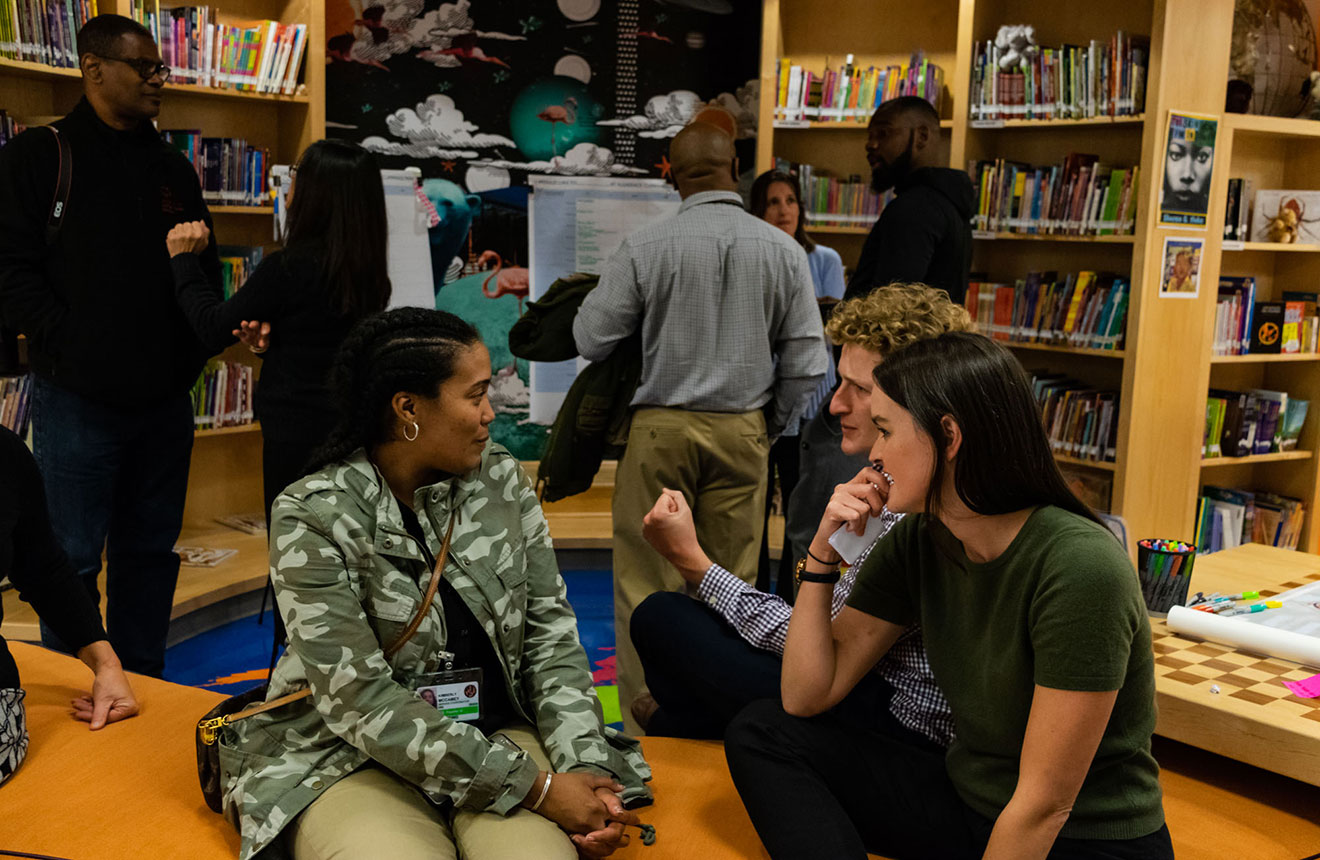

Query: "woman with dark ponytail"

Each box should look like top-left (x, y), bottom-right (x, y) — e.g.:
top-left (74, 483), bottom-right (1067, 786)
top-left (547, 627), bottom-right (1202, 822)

top-left (214, 308), bottom-right (651, 860)
top-left (727, 332), bottom-right (1171, 860)
top-left (165, 139), bottom-right (392, 518)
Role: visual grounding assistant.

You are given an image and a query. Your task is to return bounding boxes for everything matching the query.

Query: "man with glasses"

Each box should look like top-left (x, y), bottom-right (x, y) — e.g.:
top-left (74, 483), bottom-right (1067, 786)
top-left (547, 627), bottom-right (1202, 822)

top-left (0, 15), bottom-right (220, 677)
top-left (843, 96), bottom-right (973, 305)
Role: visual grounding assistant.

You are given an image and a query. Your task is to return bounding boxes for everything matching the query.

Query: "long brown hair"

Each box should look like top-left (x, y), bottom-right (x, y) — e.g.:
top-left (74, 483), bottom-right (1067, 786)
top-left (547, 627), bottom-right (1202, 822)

top-left (749, 169), bottom-right (816, 253)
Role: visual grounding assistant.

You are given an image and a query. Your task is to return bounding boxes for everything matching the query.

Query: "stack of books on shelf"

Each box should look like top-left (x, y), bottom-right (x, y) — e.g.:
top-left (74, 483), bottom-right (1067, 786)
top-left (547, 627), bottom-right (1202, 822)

top-left (191, 359), bottom-right (254, 430)
top-left (1215, 283), bottom-right (1320, 356)
top-left (127, 2), bottom-right (307, 94)
top-left (0, 373), bottom-right (31, 434)
top-left (1222, 178), bottom-right (1254, 242)
top-left (1195, 486), bottom-right (1304, 553)
top-left (1032, 373), bottom-right (1119, 463)
top-left (1203, 388), bottom-right (1309, 459)
top-left (971, 153), bottom-right (1138, 236)
top-left (161, 130), bottom-right (269, 206)
top-left (968, 30), bottom-right (1148, 121)
top-left (219, 245), bottom-right (262, 298)
top-left (774, 51), bottom-right (944, 123)
top-left (966, 271), bottom-right (1128, 351)
top-left (0, 109), bottom-right (25, 147)
top-left (777, 161), bottom-right (888, 229)
top-left (0, 0), bottom-right (98, 67)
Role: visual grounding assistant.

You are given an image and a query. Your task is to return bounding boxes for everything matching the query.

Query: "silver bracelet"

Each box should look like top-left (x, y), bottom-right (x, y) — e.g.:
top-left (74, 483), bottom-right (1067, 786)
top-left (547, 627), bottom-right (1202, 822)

top-left (530, 771), bottom-right (553, 812)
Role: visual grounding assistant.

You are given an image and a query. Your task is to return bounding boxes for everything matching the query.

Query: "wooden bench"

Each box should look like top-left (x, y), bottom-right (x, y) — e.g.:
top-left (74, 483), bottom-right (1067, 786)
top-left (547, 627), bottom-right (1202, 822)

top-left (3, 642), bottom-right (1319, 859)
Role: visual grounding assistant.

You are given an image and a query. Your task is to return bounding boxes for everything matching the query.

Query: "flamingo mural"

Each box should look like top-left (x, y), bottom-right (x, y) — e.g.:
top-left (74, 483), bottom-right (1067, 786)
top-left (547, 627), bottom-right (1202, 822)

top-left (477, 250), bottom-right (530, 312)
top-left (536, 96), bottom-right (577, 158)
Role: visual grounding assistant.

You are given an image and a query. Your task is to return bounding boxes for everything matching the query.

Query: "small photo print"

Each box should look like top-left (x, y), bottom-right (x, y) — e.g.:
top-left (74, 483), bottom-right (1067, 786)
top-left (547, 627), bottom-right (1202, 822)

top-left (1159, 110), bottom-right (1218, 228)
top-left (1159, 236), bottom-right (1204, 299)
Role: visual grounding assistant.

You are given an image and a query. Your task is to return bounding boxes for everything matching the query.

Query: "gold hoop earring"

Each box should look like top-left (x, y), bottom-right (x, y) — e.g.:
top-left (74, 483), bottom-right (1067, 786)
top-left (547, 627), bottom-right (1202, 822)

top-left (404, 421), bottom-right (420, 442)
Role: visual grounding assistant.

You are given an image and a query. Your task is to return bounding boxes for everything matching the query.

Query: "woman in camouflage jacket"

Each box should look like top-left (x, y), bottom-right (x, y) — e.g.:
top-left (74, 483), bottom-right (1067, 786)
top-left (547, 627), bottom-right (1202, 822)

top-left (218, 308), bottom-right (651, 859)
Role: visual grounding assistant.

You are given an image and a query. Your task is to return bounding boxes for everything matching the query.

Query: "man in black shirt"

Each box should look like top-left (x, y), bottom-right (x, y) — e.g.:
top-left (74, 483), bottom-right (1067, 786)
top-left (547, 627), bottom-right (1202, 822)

top-left (0, 15), bottom-right (220, 676)
top-left (844, 96), bottom-right (974, 305)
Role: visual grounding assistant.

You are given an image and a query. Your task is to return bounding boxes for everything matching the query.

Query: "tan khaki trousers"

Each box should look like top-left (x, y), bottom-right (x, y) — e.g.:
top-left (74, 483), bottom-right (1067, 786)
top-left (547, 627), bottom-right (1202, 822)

top-left (287, 725), bottom-right (575, 860)
top-left (612, 407), bottom-right (769, 734)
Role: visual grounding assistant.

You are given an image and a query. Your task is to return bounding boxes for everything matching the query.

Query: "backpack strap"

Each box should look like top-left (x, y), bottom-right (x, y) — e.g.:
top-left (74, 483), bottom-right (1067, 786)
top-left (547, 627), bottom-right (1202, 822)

top-left (45, 125), bottom-right (72, 246)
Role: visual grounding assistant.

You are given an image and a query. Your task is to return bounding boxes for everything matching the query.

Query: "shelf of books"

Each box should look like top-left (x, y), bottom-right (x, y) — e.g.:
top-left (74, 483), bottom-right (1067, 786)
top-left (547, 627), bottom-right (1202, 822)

top-left (1190, 96), bottom-right (1320, 553)
top-left (757, 0), bottom-right (960, 272)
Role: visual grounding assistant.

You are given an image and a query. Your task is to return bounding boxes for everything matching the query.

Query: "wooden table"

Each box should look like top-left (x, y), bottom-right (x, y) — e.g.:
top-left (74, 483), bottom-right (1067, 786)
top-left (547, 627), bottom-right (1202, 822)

top-left (1152, 542), bottom-right (1320, 787)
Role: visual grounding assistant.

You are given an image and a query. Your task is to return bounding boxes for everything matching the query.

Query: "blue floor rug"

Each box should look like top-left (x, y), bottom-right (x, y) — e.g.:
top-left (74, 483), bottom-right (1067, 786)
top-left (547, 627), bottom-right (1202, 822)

top-left (164, 569), bottom-right (622, 727)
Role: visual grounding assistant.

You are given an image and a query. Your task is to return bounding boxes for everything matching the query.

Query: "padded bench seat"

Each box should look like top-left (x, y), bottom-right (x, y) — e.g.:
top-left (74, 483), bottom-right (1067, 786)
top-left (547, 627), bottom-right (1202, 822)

top-left (2, 642), bottom-right (1319, 860)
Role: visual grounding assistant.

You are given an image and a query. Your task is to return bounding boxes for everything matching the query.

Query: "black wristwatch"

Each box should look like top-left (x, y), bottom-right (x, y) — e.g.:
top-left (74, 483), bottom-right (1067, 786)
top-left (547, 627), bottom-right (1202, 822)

top-left (795, 556), bottom-right (841, 585)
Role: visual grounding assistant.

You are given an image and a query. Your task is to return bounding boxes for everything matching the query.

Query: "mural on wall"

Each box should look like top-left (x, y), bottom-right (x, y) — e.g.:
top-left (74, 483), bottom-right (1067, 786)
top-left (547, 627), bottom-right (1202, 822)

top-left (326, 0), bottom-right (760, 458)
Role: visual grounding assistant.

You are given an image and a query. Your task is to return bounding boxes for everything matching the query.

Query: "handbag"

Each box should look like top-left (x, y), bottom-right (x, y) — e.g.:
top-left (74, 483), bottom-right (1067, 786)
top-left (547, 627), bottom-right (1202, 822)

top-left (196, 511), bottom-right (457, 813)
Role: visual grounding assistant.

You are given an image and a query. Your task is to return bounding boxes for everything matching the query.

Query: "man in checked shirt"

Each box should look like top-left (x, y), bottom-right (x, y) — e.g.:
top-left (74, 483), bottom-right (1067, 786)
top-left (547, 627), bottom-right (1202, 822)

top-left (631, 284), bottom-right (974, 749)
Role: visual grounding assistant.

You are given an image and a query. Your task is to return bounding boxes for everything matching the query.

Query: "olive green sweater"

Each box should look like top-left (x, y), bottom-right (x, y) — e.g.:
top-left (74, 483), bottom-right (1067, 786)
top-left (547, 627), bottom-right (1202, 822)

top-left (848, 506), bottom-right (1164, 840)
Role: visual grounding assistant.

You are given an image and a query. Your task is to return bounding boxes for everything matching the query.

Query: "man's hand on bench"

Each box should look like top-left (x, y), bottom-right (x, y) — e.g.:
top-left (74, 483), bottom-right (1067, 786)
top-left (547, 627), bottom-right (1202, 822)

top-left (70, 640), bottom-right (140, 730)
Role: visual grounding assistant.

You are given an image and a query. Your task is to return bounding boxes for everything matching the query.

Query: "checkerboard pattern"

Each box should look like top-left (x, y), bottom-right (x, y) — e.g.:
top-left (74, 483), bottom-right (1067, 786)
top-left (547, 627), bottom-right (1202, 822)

top-left (1153, 568), bottom-right (1320, 724)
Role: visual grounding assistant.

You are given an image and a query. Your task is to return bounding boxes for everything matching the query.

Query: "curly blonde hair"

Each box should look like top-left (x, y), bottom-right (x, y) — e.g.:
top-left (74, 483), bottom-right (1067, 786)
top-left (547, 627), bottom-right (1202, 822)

top-left (825, 283), bottom-right (974, 358)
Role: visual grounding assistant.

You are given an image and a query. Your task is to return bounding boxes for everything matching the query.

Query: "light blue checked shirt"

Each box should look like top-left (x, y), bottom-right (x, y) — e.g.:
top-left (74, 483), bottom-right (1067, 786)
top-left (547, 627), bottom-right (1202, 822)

top-left (573, 190), bottom-right (828, 437)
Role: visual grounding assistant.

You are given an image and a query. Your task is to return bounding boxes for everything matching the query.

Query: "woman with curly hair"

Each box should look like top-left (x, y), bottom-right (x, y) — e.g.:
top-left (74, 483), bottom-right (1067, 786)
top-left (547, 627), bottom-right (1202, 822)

top-left (631, 283), bottom-right (971, 741)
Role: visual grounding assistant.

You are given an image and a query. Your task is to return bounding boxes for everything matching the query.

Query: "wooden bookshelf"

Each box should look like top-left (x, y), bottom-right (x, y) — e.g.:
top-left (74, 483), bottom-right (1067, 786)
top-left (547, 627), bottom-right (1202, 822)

top-left (1004, 342), bottom-right (1127, 359)
top-left (1225, 242), bottom-right (1320, 254)
top-left (972, 232), bottom-right (1138, 244)
top-left (773, 119), bottom-right (955, 130)
top-left (1209, 353), bottom-right (1320, 364)
top-left (805, 225), bottom-right (872, 235)
top-left (211, 205), bottom-right (276, 215)
top-left (970, 115), bottom-right (1147, 129)
top-left (1055, 455), bottom-right (1118, 472)
top-left (1200, 451), bottom-right (1314, 468)
top-left (195, 422), bottom-right (262, 438)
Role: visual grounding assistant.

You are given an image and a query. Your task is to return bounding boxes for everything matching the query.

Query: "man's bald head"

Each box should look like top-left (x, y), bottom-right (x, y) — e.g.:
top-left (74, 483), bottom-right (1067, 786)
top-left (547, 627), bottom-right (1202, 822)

top-left (668, 122), bottom-right (738, 197)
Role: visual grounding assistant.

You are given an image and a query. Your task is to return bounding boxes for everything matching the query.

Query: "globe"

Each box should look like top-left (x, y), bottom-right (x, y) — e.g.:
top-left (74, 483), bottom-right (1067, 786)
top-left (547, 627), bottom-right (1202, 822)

top-left (1230, 0), bottom-right (1318, 117)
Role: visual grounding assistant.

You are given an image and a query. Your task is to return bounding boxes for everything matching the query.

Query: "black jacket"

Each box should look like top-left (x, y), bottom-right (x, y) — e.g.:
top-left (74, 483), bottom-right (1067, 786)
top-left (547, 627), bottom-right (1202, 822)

top-left (0, 98), bottom-right (221, 406)
top-left (0, 426), bottom-right (106, 689)
top-left (171, 244), bottom-right (359, 443)
top-left (845, 166), bottom-right (974, 305)
top-left (508, 273), bottom-right (642, 502)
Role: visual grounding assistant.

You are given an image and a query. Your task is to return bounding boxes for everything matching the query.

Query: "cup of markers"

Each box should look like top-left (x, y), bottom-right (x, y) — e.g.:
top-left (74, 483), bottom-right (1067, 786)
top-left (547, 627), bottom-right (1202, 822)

top-left (1137, 538), bottom-right (1196, 615)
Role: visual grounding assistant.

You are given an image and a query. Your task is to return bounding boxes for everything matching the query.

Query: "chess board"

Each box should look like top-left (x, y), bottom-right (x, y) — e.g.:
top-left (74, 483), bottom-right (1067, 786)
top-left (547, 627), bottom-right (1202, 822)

top-left (1151, 545), bottom-right (1320, 786)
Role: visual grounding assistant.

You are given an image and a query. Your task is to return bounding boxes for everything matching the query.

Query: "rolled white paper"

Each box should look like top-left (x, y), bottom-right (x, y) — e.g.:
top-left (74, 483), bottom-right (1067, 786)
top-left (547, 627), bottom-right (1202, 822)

top-left (1166, 605), bottom-right (1320, 669)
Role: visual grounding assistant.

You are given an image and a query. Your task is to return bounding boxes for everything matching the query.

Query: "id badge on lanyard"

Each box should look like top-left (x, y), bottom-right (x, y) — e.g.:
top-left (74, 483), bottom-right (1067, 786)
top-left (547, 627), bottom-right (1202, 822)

top-left (415, 650), bottom-right (482, 723)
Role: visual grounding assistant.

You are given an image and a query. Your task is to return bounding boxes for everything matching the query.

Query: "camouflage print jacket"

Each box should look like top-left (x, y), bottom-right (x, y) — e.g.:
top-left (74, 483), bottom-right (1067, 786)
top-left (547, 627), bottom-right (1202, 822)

top-left (219, 444), bottom-right (652, 859)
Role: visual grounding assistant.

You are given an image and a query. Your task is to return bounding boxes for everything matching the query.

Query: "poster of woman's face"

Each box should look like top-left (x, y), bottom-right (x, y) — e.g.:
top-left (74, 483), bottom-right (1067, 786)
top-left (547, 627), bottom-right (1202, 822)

top-left (1159, 111), bottom-right (1218, 228)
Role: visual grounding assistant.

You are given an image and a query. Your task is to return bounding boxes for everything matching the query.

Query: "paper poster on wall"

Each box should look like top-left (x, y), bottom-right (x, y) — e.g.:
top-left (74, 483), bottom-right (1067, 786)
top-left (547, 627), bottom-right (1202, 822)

top-left (1158, 110), bottom-right (1218, 229)
top-left (1158, 235), bottom-right (1204, 299)
top-left (527, 175), bottom-right (680, 424)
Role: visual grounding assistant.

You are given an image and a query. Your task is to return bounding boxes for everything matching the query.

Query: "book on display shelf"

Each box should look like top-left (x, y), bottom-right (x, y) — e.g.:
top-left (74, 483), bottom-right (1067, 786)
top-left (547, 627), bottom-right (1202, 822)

top-left (191, 359), bottom-right (254, 430)
top-left (970, 153), bottom-right (1138, 236)
top-left (966, 271), bottom-right (1128, 351)
top-left (775, 51), bottom-right (944, 123)
top-left (161, 130), bottom-right (270, 206)
top-left (0, 0), bottom-right (98, 67)
top-left (968, 30), bottom-right (1148, 121)
top-left (1196, 486), bottom-right (1304, 553)
top-left (1031, 373), bottom-right (1119, 463)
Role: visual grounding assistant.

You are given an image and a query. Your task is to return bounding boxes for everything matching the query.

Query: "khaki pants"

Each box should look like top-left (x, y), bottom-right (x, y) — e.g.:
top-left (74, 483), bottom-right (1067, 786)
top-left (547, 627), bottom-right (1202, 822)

top-left (287, 726), bottom-right (575, 860)
top-left (613, 407), bottom-right (769, 734)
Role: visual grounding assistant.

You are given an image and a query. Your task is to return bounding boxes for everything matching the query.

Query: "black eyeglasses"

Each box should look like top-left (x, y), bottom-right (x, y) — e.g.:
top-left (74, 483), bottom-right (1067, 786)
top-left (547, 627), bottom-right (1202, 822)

top-left (98, 55), bottom-right (170, 82)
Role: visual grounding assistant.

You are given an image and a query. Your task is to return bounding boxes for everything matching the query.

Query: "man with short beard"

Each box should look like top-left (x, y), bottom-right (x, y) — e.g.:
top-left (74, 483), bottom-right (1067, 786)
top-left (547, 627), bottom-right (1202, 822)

top-left (844, 96), bottom-right (973, 305)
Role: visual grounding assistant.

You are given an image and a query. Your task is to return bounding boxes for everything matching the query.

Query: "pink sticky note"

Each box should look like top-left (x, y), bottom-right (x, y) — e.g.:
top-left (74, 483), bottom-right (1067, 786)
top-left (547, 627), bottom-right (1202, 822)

top-left (1283, 673), bottom-right (1320, 699)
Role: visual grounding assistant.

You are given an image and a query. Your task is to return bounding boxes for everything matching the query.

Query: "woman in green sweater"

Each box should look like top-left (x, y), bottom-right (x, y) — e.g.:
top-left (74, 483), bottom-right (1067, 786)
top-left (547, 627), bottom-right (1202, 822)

top-left (725, 331), bottom-right (1171, 860)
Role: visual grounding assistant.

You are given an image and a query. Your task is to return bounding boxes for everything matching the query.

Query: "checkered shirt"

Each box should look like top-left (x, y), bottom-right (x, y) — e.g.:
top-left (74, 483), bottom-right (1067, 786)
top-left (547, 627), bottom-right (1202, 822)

top-left (695, 511), bottom-right (956, 747)
top-left (572, 190), bottom-right (828, 436)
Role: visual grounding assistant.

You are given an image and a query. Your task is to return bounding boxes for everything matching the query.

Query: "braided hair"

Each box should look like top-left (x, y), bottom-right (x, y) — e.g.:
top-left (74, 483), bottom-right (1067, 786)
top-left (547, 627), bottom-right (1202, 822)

top-left (309, 307), bottom-right (482, 471)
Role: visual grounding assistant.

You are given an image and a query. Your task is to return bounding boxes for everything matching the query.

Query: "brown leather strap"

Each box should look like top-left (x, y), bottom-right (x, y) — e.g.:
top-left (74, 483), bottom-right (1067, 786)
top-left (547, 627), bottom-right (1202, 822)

top-left (224, 509), bottom-right (459, 725)
top-left (385, 511), bottom-right (457, 657)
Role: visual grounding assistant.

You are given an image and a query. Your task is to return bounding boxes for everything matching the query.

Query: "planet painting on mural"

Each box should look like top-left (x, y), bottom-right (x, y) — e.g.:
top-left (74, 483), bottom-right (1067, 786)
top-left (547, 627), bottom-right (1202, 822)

top-left (509, 77), bottom-right (604, 161)
top-left (685, 31), bottom-right (706, 50)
